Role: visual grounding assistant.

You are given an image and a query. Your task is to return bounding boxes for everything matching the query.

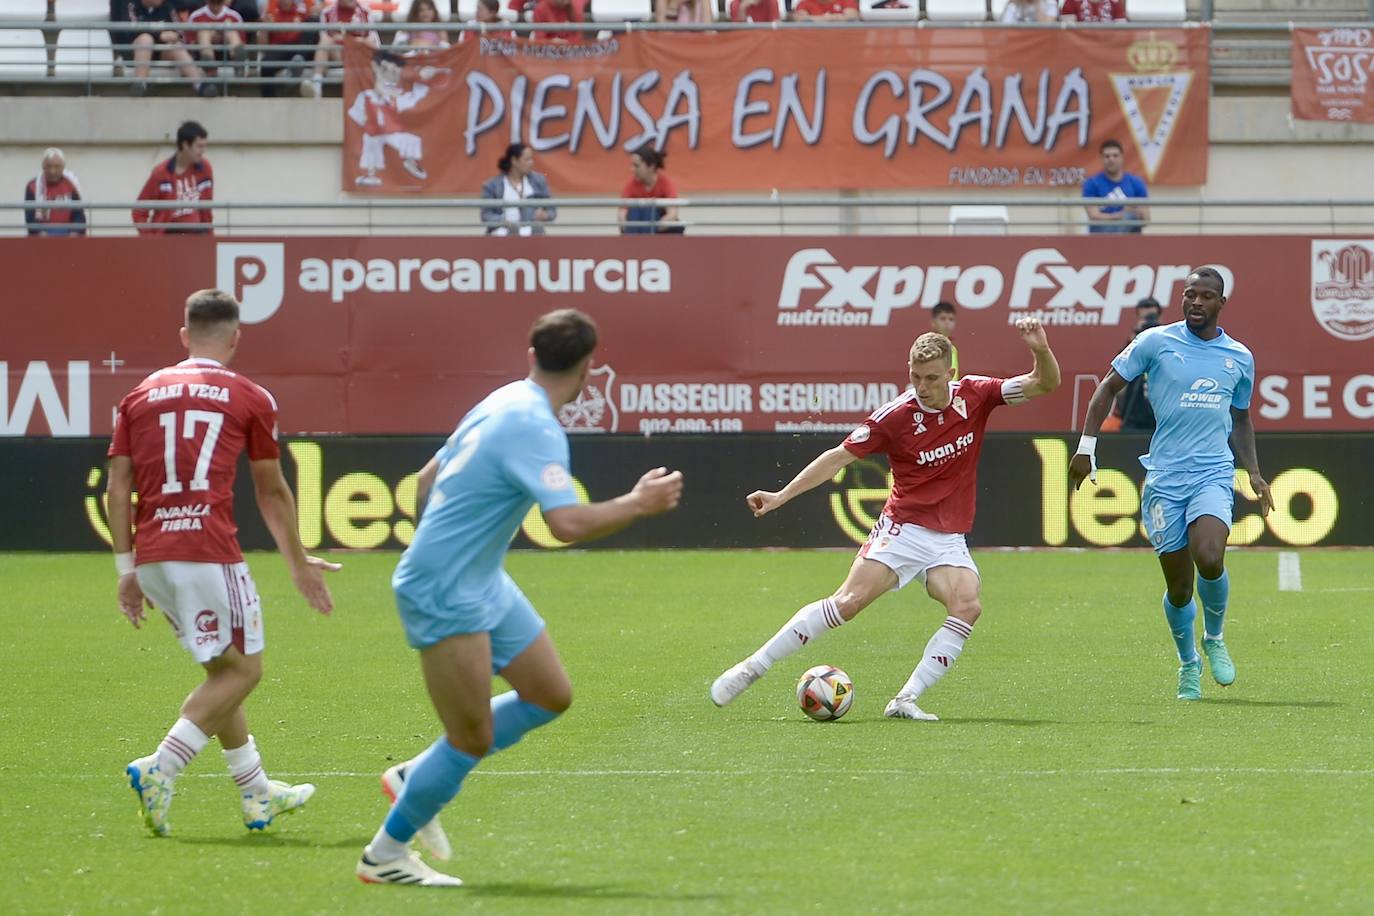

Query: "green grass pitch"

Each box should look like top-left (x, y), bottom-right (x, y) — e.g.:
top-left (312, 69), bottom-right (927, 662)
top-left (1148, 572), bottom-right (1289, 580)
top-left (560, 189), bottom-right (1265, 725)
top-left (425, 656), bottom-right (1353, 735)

top-left (2, 549), bottom-right (1372, 914)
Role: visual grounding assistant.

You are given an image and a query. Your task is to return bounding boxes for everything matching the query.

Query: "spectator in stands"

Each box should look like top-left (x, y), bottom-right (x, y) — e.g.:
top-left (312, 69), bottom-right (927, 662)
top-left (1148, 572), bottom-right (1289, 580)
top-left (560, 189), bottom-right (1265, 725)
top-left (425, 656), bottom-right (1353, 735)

top-left (24, 149), bottom-right (87, 238)
top-left (459, 0), bottom-right (514, 41)
top-left (532, 0), bottom-right (584, 41)
top-left (303, 0), bottom-right (380, 98)
top-left (188, 0), bottom-right (248, 78)
top-left (133, 120), bottom-right (215, 235)
top-left (507, 0), bottom-right (537, 21)
top-left (619, 145), bottom-right (682, 235)
top-left (930, 301), bottom-right (959, 380)
top-left (1059, 0), bottom-right (1125, 22)
top-left (790, 0), bottom-right (859, 20)
top-left (259, 0), bottom-right (321, 97)
top-left (394, 0), bottom-right (450, 51)
top-left (1001, 0), bottom-right (1057, 22)
top-left (657, 0), bottom-right (714, 23)
top-left (480, 143), bottom-right (556, 236)
top-left (1082, 139), bottom-right (1150, 234)
top-left (111, 0), bottom-right (215, 97)
top-left (728, 0), bottom-right (780, 21)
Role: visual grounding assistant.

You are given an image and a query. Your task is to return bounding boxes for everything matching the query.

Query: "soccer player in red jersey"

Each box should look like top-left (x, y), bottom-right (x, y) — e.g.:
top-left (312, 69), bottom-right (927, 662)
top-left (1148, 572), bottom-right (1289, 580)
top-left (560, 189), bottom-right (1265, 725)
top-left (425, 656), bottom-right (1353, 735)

top-left (108, 288), bottom-right (340, 836)
top-left (711, 318), bottom-right (1061, 720)
top-left (133, 120), bottom-right (214, 235)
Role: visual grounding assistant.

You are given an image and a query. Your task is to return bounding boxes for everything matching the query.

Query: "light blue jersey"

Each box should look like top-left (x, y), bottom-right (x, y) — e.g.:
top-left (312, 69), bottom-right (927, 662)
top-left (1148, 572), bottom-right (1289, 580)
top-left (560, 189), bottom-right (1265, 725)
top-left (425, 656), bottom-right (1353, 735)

top-left (1112, 321), bottom-right (1255, 553)
top-left (1111, 321), bottom-right (1255, 473)
top-left (392, 379), bottom-right (579, 652)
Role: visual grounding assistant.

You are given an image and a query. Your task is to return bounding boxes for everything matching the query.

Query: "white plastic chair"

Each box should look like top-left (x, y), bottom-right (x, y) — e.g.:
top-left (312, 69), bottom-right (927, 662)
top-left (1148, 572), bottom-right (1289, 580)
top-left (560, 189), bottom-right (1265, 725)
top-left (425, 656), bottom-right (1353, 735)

top-left (0, 0), bottom-right (47, 23)
top-left (54, 0), bottom-right (112, 22)
top-left (590, 0), bottom-right (653, 22)
top-left (55, 28), bottom-right (115, 77)
top-left (1126, 0), bottom-right (1187, 21)
top-left (948, 205), bottom-right (1010, 235)
top-left (924, 0), bottom-right (987, 20)
top-left (0, 29), bottom-right (47, 79)
top-left (859, 0), bottom-right (919, 22)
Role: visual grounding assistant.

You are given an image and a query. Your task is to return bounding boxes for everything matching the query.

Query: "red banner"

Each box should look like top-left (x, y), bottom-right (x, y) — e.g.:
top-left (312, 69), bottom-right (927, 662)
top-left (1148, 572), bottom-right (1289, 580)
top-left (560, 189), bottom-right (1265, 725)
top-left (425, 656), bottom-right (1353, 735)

top-left (5, 236), bottom-right (1373, 439)
top-left (1292, 27), bottom-right (1374, 123)
top-left (342, 27), bottom-right (1209, 194)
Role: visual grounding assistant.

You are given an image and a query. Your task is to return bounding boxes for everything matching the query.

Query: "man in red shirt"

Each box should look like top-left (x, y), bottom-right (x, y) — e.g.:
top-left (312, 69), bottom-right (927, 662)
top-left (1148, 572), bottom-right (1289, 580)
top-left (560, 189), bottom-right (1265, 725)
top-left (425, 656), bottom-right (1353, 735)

top-left (188, 0), bottom-right (247, 77)
top-left (729, 0), bottom-right (780, 21)
top-left (133, 120), bottom-right (214, 235)
top-left (531, 0), bottom-right (584, 41)
top-left (790, 0), bottom-right (858, 20)
top-left (24, 148), bottom-right (86, 237)
top-left (303, 0), bottom-right (379, 97)
top-left (618, 144), bottom-right (680, 234)
top-left (109, 288), bottom-right (340, 837)
top-left (711, 319), bottom-right (1061, 720)
top-left (1059, 0), bottom-right (1126, 21)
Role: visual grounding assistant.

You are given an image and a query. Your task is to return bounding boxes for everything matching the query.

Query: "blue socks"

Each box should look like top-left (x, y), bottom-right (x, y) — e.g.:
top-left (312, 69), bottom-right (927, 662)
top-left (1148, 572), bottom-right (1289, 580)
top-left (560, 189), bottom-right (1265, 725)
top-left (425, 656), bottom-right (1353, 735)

top-left (384, 737), bottom-right (478, 843)
top-left (492, 691), bottom-right (559, 752)
top-left (1196, 570), bottom-right (1230, 640)
top-left (1162, 593), bottom-right (1199, 663)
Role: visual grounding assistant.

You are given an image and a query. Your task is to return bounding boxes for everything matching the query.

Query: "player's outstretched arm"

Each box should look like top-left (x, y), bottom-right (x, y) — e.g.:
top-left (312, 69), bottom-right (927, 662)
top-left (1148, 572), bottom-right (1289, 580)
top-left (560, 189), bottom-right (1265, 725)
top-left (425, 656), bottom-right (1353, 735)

top-left (543, 467), bottom-right (684, 544)
top-left (1068, 370), bottom-right (1129, 490)
top-left (249, 458), bottom-right (341, 616)
top-left (1010, 317), bottom-right (1062, 398)
top-left (106, 455), bottom-right (147, 629)
top-left (746, 445), bottom-right (858, 518)
top-left (1229, 407), bottom-right (1274, 517)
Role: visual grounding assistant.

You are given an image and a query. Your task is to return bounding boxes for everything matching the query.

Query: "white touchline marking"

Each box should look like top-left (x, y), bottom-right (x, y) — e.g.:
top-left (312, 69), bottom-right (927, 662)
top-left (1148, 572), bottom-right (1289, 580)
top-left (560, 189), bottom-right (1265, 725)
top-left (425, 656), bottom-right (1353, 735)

top-left (87, 767), bottom-right (1374, 780)
top-left (1278, 551), bottom-right (1303, 592)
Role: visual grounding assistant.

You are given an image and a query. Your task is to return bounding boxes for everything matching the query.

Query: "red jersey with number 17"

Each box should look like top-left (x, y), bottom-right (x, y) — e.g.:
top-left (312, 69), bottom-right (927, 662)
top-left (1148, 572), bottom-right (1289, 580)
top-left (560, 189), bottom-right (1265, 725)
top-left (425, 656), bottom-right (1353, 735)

top-left (842, 375), bottom-right (1026, 534)
top-left (108, 358), bottom-right (280, 565)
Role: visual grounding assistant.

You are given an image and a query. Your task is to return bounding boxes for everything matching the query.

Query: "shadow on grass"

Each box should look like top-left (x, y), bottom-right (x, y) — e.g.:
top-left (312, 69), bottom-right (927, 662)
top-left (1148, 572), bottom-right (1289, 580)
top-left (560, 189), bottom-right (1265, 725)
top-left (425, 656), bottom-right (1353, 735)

top-left (1196, 697), bottom-right (1343, 709)
top-left (463, 882), bottom-right (723, 902)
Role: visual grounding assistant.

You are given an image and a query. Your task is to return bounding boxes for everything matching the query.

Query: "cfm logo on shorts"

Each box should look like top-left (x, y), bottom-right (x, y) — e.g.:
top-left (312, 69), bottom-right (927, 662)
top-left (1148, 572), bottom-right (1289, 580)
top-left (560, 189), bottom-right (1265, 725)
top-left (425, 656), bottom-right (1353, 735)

top-left (216, 243), bottom-right (285, 324)
top-left (194, 609), bottom-right (219, 646)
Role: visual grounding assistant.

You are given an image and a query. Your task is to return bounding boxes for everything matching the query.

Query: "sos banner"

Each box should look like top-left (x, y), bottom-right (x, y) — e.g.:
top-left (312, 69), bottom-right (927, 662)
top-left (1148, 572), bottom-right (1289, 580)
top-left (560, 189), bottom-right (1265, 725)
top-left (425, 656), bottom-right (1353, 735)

top-left (4, 236), bottom-right (1373, 438)
top-left (3, 434), bottom-right (1368, 551)
top-left (1291, 27), bottom-right (1374, 124)
top-left (341, 27), bottom-right (1209, 193)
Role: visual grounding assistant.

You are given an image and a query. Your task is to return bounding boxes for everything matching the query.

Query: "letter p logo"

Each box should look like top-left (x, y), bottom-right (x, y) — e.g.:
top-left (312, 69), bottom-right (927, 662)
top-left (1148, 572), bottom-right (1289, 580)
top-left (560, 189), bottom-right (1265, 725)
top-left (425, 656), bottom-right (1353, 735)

top-left (216, 243), bottom-right (285, 324)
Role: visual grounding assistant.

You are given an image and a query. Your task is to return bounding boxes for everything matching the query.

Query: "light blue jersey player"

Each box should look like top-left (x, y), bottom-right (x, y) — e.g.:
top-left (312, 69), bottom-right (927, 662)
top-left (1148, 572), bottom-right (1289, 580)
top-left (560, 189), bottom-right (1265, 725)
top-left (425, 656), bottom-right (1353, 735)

top-left (1071, 268), bottom-right (1274, 701)
top-left (356, 309), bottom-right (684, 888)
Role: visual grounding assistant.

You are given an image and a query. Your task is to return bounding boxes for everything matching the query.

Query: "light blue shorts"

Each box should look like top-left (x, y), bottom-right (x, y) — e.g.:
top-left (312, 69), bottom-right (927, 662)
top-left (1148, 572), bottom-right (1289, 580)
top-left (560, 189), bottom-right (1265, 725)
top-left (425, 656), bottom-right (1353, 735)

top-left (1140, 466), bottom-right (1235, 555)
top-left (395, 571), bottom-right (545, 672)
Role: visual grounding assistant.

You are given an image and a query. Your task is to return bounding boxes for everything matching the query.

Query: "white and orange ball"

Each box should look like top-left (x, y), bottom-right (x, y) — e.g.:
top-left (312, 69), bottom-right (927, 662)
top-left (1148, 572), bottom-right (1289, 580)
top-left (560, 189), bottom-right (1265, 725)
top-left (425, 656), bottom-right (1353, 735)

top-left (796, 665), bottom-right (854, 721)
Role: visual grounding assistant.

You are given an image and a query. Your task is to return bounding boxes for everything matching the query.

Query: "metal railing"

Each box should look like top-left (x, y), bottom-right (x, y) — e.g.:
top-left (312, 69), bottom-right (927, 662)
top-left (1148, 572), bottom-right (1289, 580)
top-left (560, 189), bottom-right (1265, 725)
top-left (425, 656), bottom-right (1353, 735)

top-left (7, 196), bottom-right (1374, 236)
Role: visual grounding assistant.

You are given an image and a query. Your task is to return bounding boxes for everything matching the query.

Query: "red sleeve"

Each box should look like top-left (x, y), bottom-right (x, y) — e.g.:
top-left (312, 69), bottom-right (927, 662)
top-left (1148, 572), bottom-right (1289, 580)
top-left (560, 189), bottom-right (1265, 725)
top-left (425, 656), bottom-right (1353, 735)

top-left (1059, 0), bottom-right (1079, 15)
top-left (108, 398), bottom-right (132, 458)
top-left (621, 178), bottom-right (640, 198)
top-left (132, 168), bottom-right (159, 228)
top-left (960, 375), bottom-right (1010, 412)
top-left (244, 386), bottom-right (281, 461)
top-left (199, 163), bottom-right (214, 225)
top-left (841, 414), bottom-right (892, 458)
top-left (659, 174), bottom-right (678, 197)
top-left (1112, 0), bottom-right (1125, 18)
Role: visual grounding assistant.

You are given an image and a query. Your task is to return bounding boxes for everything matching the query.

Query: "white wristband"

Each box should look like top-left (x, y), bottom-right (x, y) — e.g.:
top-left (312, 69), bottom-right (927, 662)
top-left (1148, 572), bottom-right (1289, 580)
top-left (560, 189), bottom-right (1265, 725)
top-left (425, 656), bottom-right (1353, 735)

top-left (1075, 435), bottom-right (1098, 457)
top-left (115, 552), bottom-right (135, 577)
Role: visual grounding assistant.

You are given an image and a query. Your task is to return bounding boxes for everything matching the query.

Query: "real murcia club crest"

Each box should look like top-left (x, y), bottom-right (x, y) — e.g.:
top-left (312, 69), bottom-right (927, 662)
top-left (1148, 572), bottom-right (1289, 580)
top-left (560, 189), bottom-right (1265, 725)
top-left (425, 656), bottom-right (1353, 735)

top-left (558, 363), bottom-right (619, 433)
top-left (951, 396), bottom-right (968, 419)
top-left (1109, 33), bottom-right (1193, 182)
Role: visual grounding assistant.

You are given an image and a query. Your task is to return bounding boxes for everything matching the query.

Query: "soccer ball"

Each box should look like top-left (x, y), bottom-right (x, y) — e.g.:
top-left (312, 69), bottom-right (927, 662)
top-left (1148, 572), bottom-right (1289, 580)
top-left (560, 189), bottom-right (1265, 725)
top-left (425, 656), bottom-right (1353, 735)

top-left (796, 665), bottom-right (854, 721)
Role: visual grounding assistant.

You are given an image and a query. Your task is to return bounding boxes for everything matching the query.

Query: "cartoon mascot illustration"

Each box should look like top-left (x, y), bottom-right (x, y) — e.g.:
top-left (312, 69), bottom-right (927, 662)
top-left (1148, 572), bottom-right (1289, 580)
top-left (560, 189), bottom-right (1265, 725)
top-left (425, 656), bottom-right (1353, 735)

top-left (348, 49), bottom-right (450, 187)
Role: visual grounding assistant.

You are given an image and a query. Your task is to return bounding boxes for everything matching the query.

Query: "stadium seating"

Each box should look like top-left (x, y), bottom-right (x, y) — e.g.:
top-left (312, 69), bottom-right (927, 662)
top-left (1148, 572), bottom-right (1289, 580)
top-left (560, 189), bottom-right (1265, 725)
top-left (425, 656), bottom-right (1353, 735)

top-left (858, 0), bottom-right (921, 22)
top-left (54, 0), bottom-right (112, 22)
top-left (948, 204), bottom-right (1010, 234)
top-left (389, 0), bottom-right (453, 19)
top-left (0, 0), bottom-right (47, 22)
top-left (0, 29), bottom-right (47, 79)
top-left (54, 29), bottom-right (115, 78)
top-left (591, 0), bottom-right (655, 21)
top-left (924, 0), bottom-right (990, 20)
top-left (1126, 0), bottom-right (1188, 20)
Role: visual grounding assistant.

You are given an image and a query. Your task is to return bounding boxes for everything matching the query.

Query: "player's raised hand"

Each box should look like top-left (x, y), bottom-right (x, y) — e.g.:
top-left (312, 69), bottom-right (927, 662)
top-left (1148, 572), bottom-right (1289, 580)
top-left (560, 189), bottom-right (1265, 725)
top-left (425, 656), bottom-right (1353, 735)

top-left (1068, 453), bottom-right (1097, 489)
top-left (1015, 317), bottom-right (1050, 350)
top-left (118, 573), bottom-right (147, 629)
top-left (633, 467), bottom-right (684, 515)
top-left (1250, 472), bottom-right (1275, 517)
top-left (746, 490), bottom-right (784, 517)
top-left (291, 560), bottom-right (336, 617)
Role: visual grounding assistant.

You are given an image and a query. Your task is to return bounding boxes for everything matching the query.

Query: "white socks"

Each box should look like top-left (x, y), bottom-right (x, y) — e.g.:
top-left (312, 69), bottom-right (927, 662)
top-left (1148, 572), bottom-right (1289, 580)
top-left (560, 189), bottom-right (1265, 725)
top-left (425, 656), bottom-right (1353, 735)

top-left (750, 598), bottom-right (845, 672)
top-left (224, 734), bottom-right (272, 797)
top-left (898, 616), bottom-right (974, 701)
top-left (156, 717), bottom-right (210, 777)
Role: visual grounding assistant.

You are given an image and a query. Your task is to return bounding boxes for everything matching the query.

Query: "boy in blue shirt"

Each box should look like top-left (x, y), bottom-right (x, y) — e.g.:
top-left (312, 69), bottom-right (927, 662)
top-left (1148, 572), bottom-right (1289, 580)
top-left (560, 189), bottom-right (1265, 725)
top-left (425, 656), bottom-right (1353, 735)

top-left (1082, 139), bottom-right (1150, 234)
top-left (1070, 268), bottom-right (1274, 700)
top-left (356, 309), bottom-right (684, 887)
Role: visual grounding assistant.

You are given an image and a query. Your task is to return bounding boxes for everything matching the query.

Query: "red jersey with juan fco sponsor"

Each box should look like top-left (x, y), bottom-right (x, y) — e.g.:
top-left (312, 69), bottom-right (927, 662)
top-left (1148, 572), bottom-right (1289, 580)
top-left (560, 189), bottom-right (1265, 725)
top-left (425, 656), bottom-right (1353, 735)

top-left (842, 375), bottom-right (1026, 534)
top-left (108, 358), bottom-right (280, 565)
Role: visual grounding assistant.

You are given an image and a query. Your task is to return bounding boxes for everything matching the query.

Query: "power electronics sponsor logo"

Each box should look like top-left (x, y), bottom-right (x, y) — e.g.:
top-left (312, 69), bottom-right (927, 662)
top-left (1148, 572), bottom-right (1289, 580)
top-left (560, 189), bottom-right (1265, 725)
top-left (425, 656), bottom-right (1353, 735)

top-left (1181, 377), bottom-right (1225, 409)
top-left (1311, 240), bottom-right (1374, 341)
top-left (559, 364), bottom-right (619, 433)
top-left (776, 248), bottom-right (1231, 328)
top-left (216, 243), bottom-right (285, 324)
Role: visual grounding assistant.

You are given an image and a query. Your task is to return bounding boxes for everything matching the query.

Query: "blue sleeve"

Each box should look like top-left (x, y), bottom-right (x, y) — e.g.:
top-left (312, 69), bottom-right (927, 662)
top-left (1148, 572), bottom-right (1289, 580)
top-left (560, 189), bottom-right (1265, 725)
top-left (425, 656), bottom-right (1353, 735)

top-left (1081, 175), bottom-right (1103, 198)
top-left (1130, 175), bottom-right (1149, 198)
top-left (503, 419), bottom-right (579, 512)
top-left (1110, 331), bottom-right (1156, 382)
top-left (1232, 353), bottom-right (1254, 409)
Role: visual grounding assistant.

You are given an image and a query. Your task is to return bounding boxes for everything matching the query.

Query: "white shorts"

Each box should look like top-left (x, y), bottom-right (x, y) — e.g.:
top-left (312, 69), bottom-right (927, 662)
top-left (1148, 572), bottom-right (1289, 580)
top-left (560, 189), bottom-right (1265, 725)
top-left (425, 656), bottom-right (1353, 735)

top-left (857, 515), bottom-right (979, 590)
top-left (136, 561), bottom-right (264, 663)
